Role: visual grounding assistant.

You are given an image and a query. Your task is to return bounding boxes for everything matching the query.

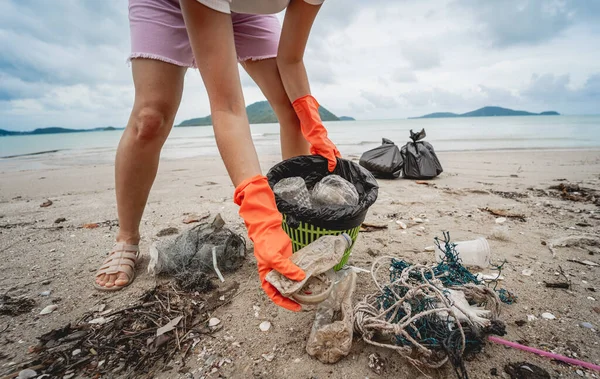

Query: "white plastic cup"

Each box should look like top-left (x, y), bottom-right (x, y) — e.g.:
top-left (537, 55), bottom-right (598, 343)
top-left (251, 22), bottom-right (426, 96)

top-left (434, 237), bottom-right (491, 268)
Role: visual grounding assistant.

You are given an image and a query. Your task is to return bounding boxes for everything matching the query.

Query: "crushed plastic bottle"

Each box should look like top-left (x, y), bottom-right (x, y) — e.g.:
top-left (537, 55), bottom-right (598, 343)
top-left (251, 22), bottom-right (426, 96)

top-left (273, 176), bottom-right (312, 209)
top-left (311, 175), bottom-right (359, 207)
top-left (265, 234), bottom-right (352, 298)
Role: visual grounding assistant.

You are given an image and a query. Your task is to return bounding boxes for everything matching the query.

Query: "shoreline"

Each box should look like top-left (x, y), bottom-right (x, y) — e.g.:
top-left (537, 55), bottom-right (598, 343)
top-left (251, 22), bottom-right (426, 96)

top-left (2, 146), bottom-right (600, 174)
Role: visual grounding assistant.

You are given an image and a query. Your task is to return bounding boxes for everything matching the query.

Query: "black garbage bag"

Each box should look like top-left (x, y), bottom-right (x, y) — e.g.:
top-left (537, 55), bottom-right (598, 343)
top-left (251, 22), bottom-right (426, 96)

top-left (267, 156), bottom-right (378, 230)
top-left (359, 138), bottom-right (403, 179)
top-left (400, 129), bottom-right (443, 179)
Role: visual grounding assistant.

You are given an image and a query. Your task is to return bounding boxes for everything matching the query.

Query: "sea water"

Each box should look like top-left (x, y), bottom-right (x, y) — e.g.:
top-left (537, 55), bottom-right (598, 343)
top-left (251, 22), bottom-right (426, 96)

top-left (1, 115), bottom-right (599, 171)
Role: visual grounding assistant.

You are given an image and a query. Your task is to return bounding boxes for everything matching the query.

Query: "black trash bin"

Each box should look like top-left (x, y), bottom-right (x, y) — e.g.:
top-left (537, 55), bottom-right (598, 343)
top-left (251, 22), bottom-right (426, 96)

top-left (267, 156), bottom-right (378, 270)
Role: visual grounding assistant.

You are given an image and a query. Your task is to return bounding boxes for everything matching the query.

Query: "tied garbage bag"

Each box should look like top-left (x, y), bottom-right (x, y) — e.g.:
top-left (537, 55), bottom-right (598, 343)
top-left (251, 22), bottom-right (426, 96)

top-left (267, 156), bottom-right (378, 230)
top-left (359, 138), bottom-right (403, 179)
top-left (311, 175), bottom-right (359, 207)
top-left (149, 214), bottom-right (246, 291)
top-left (400, 128), bottom-right (443, 179)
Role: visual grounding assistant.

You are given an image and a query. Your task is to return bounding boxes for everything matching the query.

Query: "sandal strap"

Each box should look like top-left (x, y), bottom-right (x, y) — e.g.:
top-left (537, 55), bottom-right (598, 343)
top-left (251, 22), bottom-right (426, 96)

top-left (95, 244), bottom-right (139, 279)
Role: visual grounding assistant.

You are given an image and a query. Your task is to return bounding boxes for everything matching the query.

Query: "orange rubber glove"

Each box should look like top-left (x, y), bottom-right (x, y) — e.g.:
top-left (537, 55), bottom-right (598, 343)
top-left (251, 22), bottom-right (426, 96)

top-left (292, 94), bottom-right (341, 172)
top-left (234, 175), bottom-right (306, 311)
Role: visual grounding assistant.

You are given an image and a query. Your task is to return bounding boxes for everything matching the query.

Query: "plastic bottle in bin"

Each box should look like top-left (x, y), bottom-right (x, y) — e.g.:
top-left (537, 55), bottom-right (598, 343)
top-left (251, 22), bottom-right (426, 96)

top-left (311, 175), bottom-right (359, 207)
top-left (273, 177), bottom-right (312, 209)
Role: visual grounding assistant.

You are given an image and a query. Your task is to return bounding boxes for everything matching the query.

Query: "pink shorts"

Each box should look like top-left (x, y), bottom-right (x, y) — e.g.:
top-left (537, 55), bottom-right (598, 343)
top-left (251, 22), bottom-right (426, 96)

top-left (128, 0), bottom-right (281, 67)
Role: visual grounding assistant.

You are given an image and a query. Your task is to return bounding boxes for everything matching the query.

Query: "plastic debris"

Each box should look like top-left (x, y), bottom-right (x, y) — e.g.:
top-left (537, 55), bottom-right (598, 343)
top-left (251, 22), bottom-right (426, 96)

top-left (39, 305), bottom-right (58, 315)
top-left (521, 269), bottom-right (533, 277)
top-left (306, 268), bottom-right (356, 364)
top-left (273, 177), bottom-right (312, 209)
top-left (265, 234), bottom-right (350, 300)
top-left (40, 290), bottom-right (51, 297)
top-left (580, 322), bottom-right (594, 329)
top-left (208, 318), bottom-right (221, 328)
top-left (261, 352), bottom-right (275, 362)
top-left (148, 214), bottom-right (246, 291)
top-left (311, 175), bottom-right (359, 207)
top-left (259, 321), bottom-right (271, 332)
top-left (541, 312), bottom-right (556, 320)
top-left (495, 217), bottom-right (507, 224)
top-left (527, 315), bottom-right (537, 322)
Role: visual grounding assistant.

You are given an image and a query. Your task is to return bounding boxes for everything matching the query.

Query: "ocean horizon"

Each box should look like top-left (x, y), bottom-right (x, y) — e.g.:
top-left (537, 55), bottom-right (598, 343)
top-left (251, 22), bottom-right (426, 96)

top-left (1, 115), bottom-right (599, 172)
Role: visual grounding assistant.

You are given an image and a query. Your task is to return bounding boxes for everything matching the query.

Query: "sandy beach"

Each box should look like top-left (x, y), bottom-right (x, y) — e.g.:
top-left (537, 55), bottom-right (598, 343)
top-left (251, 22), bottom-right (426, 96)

top-left (1, 149), bottom-right (599, 379)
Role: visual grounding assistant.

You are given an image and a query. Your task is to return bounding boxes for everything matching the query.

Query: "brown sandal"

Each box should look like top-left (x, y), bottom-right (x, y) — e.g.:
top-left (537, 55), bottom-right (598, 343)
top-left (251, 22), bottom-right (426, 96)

top-left (94, 243), bottom-right (140, 291)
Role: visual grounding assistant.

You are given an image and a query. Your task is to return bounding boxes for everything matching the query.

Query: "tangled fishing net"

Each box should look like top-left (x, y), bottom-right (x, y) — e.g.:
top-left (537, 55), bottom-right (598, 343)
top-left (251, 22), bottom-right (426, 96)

top-left (354, 232), bottom-right (511, 378)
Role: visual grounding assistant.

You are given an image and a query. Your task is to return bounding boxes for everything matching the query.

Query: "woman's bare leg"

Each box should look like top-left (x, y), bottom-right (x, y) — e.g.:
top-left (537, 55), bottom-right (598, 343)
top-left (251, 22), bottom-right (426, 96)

top-left (96, 59), bottom-right (186, 289)
top-left (241, 58), bottom-right (310, 159)
top-left (180, 0), bottom-right (261, 185)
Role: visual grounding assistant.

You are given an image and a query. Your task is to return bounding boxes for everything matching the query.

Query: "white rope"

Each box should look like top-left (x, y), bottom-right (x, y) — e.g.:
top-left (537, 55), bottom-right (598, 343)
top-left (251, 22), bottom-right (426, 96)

top-left (353, 256), bottom-right (501, 370)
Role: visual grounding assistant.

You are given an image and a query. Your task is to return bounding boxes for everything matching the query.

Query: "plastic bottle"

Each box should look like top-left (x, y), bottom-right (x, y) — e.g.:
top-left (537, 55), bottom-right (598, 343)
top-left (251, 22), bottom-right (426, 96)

top-left (273, 176), bottom-right (312, 208)
top-left (265, 234), bottom-right (352, 298)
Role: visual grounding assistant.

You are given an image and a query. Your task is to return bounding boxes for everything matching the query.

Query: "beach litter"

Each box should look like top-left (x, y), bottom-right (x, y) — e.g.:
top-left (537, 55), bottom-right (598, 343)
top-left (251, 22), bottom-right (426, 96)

top-left (353, 232), bottom-right (513, 378)
top-left (182, 211), bottom-right (210, 224)
top-left (0, 282), bottom-right (237, 379)
top-left (39, 200), bottom-right (53, 208)
top-left (0, 295), bottom-right (36, 316)
top-left (149, 214), bottom-right (246, 291)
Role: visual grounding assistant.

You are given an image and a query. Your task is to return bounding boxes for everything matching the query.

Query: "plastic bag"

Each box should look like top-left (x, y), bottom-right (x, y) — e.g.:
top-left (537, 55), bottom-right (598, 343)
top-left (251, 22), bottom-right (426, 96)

top-left (267, 156), bottom-right (379, 230)
top-left (306, 268), bottom-right (357, 363)
top-left (359, 138), bottom-right (403, 179)
top-left (149, 214), bottom-right (246, 291)
top-left (401, 129), bottom-right (443, 179)
top-left (273, 176), bottom-right (312, 209)
top-left (311, 175), bottom-right (359, 207)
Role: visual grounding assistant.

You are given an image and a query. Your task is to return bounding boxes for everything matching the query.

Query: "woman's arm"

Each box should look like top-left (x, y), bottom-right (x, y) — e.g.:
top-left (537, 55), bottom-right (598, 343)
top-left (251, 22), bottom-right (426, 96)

top-left (276, 0), bottom-right (322, 101)
top-left (277, 0), bottom-right (340, 172)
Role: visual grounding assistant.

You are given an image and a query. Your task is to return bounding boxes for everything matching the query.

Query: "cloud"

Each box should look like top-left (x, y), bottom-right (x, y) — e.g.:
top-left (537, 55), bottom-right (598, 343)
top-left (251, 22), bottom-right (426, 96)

top-left (454, 0), bottom-right (600, 47)
top-left (401, 44), bottom-right (441, 70)
top-left (360, 91), bottom-right (399, 109)
top-left (392, 70), bottom-right (418, 83)
top-left (1, 0), bottom-right (600, 129)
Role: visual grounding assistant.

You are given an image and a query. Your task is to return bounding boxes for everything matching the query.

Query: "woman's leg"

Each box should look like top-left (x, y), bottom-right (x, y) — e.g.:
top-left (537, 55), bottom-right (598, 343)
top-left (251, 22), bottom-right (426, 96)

top-left (96, 59), bottom-right (186, 289)
top-left (241, 58), bottom-right (310, 159)
top-left (180, 1), bottom-right (305, 311)
top-left (180, 0), bottom-right (260, 185)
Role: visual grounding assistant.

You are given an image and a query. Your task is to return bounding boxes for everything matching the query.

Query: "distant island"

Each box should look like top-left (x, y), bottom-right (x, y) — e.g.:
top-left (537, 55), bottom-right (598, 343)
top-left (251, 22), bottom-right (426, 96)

top-left (0, 126), bottom-right (121, 137)
top-left (0, 100), bottom-right (352, 137)
top-left (178, 100), bottom-right (346, 126)
top-left (410, 106), bottom-right (560, 119)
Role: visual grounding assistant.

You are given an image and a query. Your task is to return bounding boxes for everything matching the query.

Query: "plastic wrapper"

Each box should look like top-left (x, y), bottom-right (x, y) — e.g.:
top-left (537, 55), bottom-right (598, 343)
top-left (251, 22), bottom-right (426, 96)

top-left (273, 176), bottom-right (312, 209)
top-left (400, 128), bottom-right (443, 179)
top-left (306, 268), bottom-right (357, 363)
top-left (359, 138), bottom-right (403, 179)
top-left (267, 156), bottom-right (378, 230)
top-left (148, 214), bottom-right (246, 290)
top-left (265, 234), bottom-right (350, 297)
top-left (311, 175), bottom-right (359, 207)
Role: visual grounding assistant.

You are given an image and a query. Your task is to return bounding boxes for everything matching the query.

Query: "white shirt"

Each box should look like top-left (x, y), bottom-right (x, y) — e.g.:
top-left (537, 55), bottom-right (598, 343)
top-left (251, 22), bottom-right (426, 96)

top-left (197, 0), bottom-right (324, 15)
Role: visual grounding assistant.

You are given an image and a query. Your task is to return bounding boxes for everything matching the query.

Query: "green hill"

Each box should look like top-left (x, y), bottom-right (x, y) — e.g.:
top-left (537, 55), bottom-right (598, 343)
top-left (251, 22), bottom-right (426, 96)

top-left (339, 116), bottom-right (356, 121)
top-left (177, 100), bottom-right (341, 127)
top-left (411, 106), bottom-right (560, 119)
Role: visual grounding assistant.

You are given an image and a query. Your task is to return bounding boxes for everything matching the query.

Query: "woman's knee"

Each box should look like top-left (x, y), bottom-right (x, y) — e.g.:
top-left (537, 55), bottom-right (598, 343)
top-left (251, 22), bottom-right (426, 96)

top-left (131, 104), bottom-right (173, 142)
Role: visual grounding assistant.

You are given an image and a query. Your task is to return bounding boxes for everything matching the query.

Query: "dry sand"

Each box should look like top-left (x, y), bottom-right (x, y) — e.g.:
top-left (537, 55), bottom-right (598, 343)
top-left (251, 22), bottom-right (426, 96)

top-left (1, 149), bottom-right (599, 378)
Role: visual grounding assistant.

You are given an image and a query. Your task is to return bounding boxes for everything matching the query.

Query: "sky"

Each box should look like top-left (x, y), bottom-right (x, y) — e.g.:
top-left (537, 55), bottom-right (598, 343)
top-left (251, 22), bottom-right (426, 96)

top-left (1, 0), bottom-right (599, 131)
